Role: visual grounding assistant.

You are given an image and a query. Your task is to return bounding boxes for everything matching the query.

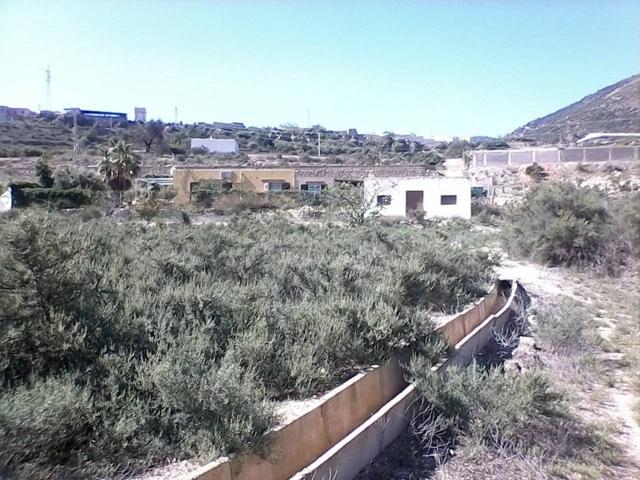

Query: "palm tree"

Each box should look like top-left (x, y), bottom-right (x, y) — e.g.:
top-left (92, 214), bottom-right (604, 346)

top-left (99, 140), bottom-right (141, 206)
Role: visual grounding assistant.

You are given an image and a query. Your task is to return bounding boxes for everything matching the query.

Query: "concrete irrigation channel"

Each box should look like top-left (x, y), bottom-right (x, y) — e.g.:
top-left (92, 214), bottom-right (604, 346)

top-left (186, 279), bottom-right (523, 480)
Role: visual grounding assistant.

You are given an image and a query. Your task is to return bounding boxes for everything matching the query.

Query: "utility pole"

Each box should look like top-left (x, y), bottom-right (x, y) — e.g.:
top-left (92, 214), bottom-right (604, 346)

top-left (307, 109), bottom-right (310, 128)
top-left (73, 110), bottom-right (78, 163)
top-left (45, 66), bottom-right (51, 111)
top-left (174, 106), bottom-right (178, 123)
top-left (317, 131), bottom-right (321, 157)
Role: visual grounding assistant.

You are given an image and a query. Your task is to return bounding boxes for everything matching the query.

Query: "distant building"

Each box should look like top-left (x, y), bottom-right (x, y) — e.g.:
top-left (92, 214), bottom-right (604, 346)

top-left (0, 106), bottom-right (36, 122)
top-left (363, 133), bottom-right (384, 143)
top-left (173, 167), bottom-right (295, 205)
top-left (364, 176), bottom-right (471, 219)
top-left (64, 108), bottom-right (128, 121)
top-left (190, 138), bottom-right (239, 154)
top-left (393, 134), bottom-right (446, 148)
top-left (212, 121), bottom-right (246, 131)
top-left (134, 107), bottom-right (147, 122)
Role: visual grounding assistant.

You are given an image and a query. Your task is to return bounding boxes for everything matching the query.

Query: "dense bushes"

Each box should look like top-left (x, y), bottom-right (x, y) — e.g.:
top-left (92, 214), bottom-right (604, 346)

top-left (0, 211), bottom-right (495, 478)
top-left (409, 360), bottom-right (565, 458)
top-left (9, 184), bottom-right (94, 208)
top-left (503, 182), bottom-right (635, 271)
top-left (53, 165), bottom-right (105, 191)
top-left (211, 191), bottom-right (296, 212)
top-left (535, 301), bottom-right (589, 354)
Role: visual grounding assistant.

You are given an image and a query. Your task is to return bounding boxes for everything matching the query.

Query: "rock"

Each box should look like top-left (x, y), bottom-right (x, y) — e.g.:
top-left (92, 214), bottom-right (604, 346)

top-left (509, 336), bottom-right (541, 371)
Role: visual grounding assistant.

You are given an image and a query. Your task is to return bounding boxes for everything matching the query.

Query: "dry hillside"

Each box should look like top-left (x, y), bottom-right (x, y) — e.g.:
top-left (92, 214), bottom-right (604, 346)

top-left (509, 74), bottom-right (640, 144)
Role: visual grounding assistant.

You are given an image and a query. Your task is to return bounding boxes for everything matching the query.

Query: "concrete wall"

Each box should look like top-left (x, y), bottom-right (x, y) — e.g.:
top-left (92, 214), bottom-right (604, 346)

top-left (471, 146), bottom-right (640, 168)
top-left (173, 168), bottom-right (296, 205)
top-left (187, 283), bottom-right (508, 480)
top-left (187, 360), bottom-right (408, 480)
top-left (292, 281), bottom-right (520, 480)
top-left (363, 176), bottom-right (471, 219)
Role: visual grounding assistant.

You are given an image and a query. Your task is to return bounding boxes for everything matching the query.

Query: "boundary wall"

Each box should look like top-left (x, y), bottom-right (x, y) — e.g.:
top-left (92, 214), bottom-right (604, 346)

top-left (186, 282), bottom-right (510, 480)
top-left (470, 145), bottom-right (639, 168)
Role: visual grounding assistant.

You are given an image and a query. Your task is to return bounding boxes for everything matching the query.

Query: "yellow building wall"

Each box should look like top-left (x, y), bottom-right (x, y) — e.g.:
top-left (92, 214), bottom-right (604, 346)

top-left (173, 168), bottom-right (296, 205)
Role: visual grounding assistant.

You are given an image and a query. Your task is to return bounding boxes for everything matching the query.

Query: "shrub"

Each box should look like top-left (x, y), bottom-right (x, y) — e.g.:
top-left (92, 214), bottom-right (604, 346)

top-left (35, 157), bottom-right (54, 187)
top-left (191, 179), bottom-right (222, 207)
top-left (211, 191), bottom-right (294, 212)
top-left (535, 302), bottom-right (588, 354)
top-left (16, 187), bottom-right (93, 208)
top-left (503, 182), bottom-right (628, 270)
top-left (53, 165), bottom-right (105, 191)
top-left (471, 199), bottom-right (503, 226)
top-left (409, 359), bottom-right (565, 457)
top-left (135, 197), bottom-right (160, 223)
top-left (79, 206), bottom-right (102, 222)
top-left (524, 162), bottom-right (548, 181)
top-left (0, 211), bottom-right (495, 476)
top-left (0, 377), bottom-right (94, 479)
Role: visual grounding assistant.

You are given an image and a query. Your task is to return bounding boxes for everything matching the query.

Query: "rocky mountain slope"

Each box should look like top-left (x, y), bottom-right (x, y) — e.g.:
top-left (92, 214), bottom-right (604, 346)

top-left (509, 74), bottom-right (640, 144)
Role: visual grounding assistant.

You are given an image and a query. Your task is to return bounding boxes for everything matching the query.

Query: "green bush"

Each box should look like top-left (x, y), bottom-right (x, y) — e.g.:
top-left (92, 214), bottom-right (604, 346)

top-left (0, 211), bottom-right (494, 477)
top-left (15, 187), bottom-right (93, 208)
top-left (0, 377), bottom-right (94, 479)
top-left (35, 157), bottom-right (54, 187)
top-left (135, 197), bottom-right (160, 222)
top-left (211, 191), bottom-right (295, 212)
top-left (53, 165), bottom-right (105, 191)
top-left (503, 182), bottom-right (631, 271)
top-left (191, 179), bottom-right (222, 207)
top-left (471, 199), bottom-right (502, 225)
top-left (524, 162), bottom-right (549, 181)
top-left (409, 359), bottom-right (565, 456)
top-left (535, 302), bottom-right (588, 354)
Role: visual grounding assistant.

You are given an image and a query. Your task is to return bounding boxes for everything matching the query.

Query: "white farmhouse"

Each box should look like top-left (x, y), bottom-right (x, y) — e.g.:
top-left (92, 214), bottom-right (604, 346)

top-left (190, 138), bottom-right (239, 154)
top-left (364, 176), bottom-right (471, 219)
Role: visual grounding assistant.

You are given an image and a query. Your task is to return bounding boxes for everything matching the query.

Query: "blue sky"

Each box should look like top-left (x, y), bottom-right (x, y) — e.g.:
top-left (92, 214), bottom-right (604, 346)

top-left (0, 1), bottom-right (638, 136)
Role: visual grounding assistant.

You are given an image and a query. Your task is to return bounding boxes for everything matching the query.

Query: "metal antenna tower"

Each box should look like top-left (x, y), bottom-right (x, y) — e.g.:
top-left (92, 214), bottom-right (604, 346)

top-left (45, 66), bottom-right (51, 111)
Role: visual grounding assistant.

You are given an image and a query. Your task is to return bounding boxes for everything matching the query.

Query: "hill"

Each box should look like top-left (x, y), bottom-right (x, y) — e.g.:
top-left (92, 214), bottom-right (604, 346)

top-left (509, 74), bottom-right (640, 144)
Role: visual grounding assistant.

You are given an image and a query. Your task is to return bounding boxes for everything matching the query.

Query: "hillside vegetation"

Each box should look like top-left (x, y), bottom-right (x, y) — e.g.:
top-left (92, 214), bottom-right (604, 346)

top-left (509, 74), bottom-right (640, 144)
top-left (0, 211), bottom-right (495, 479)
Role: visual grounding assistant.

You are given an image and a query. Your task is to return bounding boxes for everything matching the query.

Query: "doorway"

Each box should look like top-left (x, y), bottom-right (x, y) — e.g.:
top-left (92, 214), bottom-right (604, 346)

top-left (405, 190), bottom-right (424, 216)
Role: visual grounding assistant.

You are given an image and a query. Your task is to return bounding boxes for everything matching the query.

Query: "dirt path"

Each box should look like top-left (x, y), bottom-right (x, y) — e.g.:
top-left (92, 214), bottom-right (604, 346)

top-left (498, 258), bottom-right (640, 474)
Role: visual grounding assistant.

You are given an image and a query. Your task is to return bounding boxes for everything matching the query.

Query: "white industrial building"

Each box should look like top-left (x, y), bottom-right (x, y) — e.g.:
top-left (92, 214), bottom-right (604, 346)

top-left (364, 176), bottom-right (471, 219)
top-left (190, 138), bottom-right (239, 154)
top-left (134, 107), bottom-right (147, 122)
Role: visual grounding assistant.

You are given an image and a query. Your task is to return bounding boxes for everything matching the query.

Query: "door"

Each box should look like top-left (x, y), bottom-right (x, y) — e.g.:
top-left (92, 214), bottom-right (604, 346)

top-left (405, 191), bottom-right (424, 216)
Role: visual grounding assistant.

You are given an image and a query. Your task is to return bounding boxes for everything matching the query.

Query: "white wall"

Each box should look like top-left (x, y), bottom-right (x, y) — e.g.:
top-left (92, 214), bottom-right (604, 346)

top-left (190, 138), bottom-right (239, 153)
top-left (364, 176), bottom-right (471, 219)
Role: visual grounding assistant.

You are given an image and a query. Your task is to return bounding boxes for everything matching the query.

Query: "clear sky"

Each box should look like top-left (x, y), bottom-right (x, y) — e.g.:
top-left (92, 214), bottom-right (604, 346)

top-left (0, 0), bottom-right (638, 137)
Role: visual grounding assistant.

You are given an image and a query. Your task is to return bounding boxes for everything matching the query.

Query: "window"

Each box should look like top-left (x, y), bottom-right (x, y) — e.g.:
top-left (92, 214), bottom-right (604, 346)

top-left (440, 195), bottom-right (457, 205)
top-left (377, 195), bottom-right (392, 206)
top-left (267, 182), bottom-right (283, 192)
top-left (305, 183), bottom-right (324, 194)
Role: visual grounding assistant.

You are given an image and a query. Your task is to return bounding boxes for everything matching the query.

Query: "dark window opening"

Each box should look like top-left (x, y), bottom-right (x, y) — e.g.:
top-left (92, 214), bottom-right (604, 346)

top-left (440, 195), bottom-right (457, 205)
top-left (377, 195), bottom-right (392, 206)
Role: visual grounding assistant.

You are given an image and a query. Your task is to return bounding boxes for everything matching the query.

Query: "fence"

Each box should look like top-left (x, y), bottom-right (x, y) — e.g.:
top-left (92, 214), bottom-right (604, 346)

top-left (470, 145), bottom-right (639, 168)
